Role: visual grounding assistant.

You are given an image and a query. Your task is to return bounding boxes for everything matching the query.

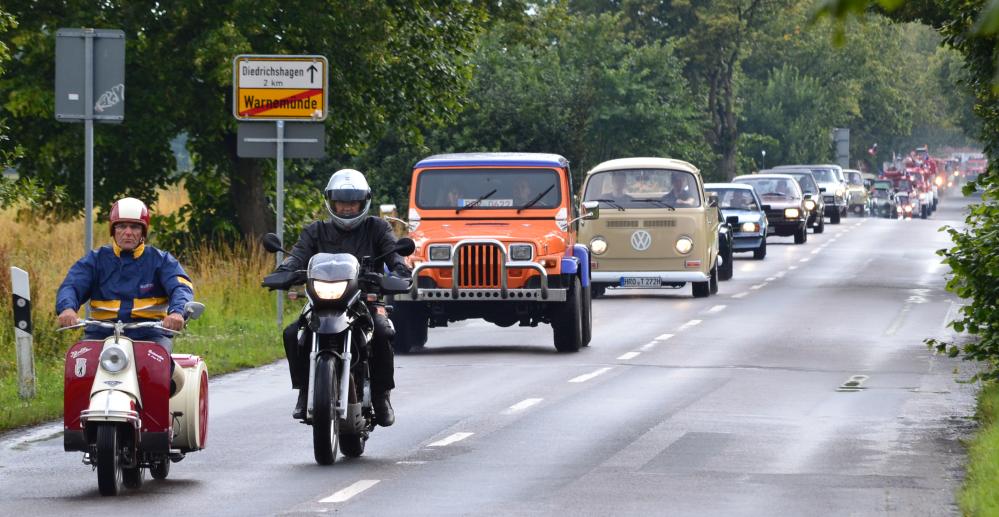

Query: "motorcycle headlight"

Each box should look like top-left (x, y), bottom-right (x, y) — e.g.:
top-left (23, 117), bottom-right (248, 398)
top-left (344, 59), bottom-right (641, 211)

top-left (784, 207), bottom-right (800, 219)
top-left (99, 345), bottom-right (129, 373)
top-left (589, 237), bottom-right (608, 255)
top-left (428, 244), bottom-right (451, 261)
top-left (509, 244), bottom-right (533, 261)
top-left (310, 279), bottom-right (349, 300)
top-left (935, 176), bottom-right (944, 186)
top-left (675, 236), bottom-right (693, 255)
top-left (740, 222), bottom-right (759, 233)
top-left (804, 199), bottom-right (816, 211)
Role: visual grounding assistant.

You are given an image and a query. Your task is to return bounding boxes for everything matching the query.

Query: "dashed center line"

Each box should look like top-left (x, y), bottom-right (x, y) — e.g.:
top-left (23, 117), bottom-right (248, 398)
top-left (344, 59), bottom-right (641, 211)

top-left (428, 432), bottom-right (474, 447)
top-left (810, 249), bottom-right (820, 255)
top-left (775, 271), bottom-right (786, 278)
top-left (731, 292), bottom-right (748, 298)
top-left (569, 367), bottom-right (612, 383)
top-left (617, 351), bottom-right (640, 360)
top-left (750, 283), bottom-right (766, 290)
top-left (677, 319), bottom-right (702, 331)
top-left (707, 304), bottom-right (727, 314)
top-left (789, 265), bottom-right (798, 270)
top-left (799, 258), bottom-right (810, 263)
top-left (639, 341), bottom-right (658, 351)
top-left (654, 333), bottom-right (674, 341)
top-left (765, 276), bottom-right (776, 282)
top-left (504, 398), bottom-right (543, 414)
top-left (320, 480), bottom-right (381, 503)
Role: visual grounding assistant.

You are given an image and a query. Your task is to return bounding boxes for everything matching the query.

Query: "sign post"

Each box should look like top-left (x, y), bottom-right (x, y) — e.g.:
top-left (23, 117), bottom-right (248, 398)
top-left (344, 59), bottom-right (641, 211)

top-left (234, 55), bottom-right (328, 328)
top-left (10, 267), bottom-right (36, 399)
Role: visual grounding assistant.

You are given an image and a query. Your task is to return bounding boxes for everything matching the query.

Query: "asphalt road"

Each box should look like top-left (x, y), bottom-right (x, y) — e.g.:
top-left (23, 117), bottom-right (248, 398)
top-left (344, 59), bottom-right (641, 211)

top-left (0, 191), bottom-right (977, 516)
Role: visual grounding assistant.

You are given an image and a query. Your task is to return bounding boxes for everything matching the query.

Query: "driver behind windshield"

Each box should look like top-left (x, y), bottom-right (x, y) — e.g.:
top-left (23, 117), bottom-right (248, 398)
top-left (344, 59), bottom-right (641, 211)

top-left (663, 173), bottom-right (697, 207)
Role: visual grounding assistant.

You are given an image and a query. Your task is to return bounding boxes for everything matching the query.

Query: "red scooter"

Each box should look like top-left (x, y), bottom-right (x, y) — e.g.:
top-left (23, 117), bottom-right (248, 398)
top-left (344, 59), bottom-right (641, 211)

top-left (61, 302), bottom-right (208, 496)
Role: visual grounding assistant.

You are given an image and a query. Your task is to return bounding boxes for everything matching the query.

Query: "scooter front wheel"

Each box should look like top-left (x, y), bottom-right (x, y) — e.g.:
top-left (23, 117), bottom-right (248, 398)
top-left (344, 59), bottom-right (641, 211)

top-left (312, 355), bottom-right (340, 465)
top-left (96, 424), bottom-right (123, 496)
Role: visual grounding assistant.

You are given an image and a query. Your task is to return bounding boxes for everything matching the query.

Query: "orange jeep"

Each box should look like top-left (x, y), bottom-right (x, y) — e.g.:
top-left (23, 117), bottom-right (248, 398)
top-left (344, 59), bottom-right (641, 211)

top-left (388, 153), bottom-right (599, 353)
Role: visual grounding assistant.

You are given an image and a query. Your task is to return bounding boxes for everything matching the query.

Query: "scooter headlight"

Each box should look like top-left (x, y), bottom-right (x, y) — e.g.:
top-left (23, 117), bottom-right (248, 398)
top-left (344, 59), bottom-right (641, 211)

top-left (99, 345), bottom-right (130, 373)
top-left (310, 279), bottom-right (349, 300)
top-left (589, 237), bottom-right (608, 255)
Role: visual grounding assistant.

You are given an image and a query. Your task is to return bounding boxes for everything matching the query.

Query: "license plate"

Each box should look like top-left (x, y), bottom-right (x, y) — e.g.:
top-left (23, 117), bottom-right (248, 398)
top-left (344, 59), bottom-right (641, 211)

top-left (620, 277), bottom-right (661, 288)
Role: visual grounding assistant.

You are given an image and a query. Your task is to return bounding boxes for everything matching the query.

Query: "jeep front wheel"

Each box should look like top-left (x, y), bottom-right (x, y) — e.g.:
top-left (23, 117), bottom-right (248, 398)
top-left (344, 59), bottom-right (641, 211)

top-left (552, 277), bottom-right (583, 352)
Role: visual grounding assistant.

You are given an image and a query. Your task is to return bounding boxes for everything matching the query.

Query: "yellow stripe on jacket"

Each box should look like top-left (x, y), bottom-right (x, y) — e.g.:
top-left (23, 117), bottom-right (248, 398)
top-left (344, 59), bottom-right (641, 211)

top-left (91, 299), bottom-right (121, 320)
top-left (132, 296), bottom-right (168, 320)
top-left (177, 276), bottom-right (194, 289)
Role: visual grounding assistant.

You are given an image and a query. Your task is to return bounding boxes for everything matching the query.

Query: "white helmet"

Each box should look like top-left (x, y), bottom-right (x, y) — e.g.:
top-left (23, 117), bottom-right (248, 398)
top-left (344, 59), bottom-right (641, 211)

top-left (324, 168), bottom-right (372, 231)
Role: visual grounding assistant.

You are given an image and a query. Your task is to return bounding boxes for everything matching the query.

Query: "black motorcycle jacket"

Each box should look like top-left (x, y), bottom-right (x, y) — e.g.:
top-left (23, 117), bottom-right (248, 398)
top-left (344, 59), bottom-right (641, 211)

top-left (276, 216), bottom-right (410, 276)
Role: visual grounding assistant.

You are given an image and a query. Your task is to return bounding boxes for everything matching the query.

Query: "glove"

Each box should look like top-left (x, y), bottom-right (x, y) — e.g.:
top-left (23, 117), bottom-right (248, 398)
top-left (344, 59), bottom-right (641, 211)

top-left (391, 264), bottom-right (413, 278)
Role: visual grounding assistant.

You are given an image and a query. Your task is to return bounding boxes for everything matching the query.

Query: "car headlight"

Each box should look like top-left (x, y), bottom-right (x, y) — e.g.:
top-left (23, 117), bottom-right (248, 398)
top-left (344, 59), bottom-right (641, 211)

top-left (804, 199), bottom-right (816, 211)
top-left (428, 244), bottom-right (451, 261)
top-left (836, 188), bottom-right (845, 198)
top-left (589, 237), bottom-right (608, 255)
top-left (935, 176), bottom-right (944, 186)
top-left (904, 205), bottom-right (913, 212)
top-left (784, 207), bottom-right (800, 219)
top-left (310, 279), bottom-right (349, 300)
top-left (919, 193), bottom-right (927, 200)
top-left (509, 244), bottom-right (533, 261)
top-left (675, 236), bottom-right (693, 255)
top-left (99, 345), bottom-right (130, 373)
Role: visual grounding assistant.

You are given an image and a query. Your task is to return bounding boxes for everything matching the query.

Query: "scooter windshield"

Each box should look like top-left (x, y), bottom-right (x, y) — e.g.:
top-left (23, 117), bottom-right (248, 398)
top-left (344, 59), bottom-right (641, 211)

top-left (307, 253), bottom-right (359, 282)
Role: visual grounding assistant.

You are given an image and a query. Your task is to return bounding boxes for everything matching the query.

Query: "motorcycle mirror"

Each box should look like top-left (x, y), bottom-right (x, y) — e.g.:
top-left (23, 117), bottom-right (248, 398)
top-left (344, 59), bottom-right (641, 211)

top-left (261, 233), bottom-right (285, 254)
top-left (394, 237), bottom-right (416, 257)
top-left (184, 302), bottom-right (206, 321)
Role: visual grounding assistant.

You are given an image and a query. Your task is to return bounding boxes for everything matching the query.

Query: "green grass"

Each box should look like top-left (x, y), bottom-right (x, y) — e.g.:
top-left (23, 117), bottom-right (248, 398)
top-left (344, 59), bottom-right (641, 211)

top-left (961, 381), bottom-right (999, 516)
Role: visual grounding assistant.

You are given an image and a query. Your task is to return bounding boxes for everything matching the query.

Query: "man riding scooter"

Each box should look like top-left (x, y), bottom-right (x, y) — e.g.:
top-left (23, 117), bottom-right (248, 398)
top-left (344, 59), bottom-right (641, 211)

top-left (275, 168), bottom-right (411, 426)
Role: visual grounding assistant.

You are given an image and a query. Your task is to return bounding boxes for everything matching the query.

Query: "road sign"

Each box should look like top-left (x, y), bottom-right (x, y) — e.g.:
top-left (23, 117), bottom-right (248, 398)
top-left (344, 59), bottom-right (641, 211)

top-left (237, 122), bottom-right (326, 158)
top-left (55, 28), bottom-right (125, 123)
top-left (233, 55), bottom-right (328, 121)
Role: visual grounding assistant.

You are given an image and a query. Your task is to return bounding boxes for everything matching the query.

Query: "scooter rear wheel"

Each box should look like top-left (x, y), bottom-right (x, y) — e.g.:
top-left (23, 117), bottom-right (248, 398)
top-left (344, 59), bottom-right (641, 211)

top-left (150, 459), bottom-right (170, 479)
top-left (312, 355), bottom-right (340, 465)
top-left (96, 424), bottom-right (123, 496)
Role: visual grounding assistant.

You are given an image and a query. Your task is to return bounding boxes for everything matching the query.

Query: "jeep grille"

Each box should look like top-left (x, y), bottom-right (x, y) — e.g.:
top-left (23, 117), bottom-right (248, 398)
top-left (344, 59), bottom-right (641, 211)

top-left (458, 243), bottom-right (503, 288)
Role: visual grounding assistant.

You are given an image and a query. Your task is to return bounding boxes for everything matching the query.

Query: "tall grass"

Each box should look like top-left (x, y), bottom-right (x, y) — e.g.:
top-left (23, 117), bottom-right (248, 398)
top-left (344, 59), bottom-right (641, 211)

top-left (0, 187), bottom-right (300, 432)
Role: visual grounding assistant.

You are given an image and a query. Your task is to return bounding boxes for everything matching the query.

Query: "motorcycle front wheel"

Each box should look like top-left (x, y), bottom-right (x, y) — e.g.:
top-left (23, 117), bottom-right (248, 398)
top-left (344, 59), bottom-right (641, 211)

top-left (312, 354), bottom-right (340, 465)
top-left (96, 424), bottom-right (123, 496)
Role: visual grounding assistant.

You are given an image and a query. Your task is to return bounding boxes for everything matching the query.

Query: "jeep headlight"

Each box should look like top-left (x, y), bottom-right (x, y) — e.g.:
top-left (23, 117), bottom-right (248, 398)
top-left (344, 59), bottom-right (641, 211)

top-left (675, 236), bottom-right (693, 255)
top-left (784, 207), bottom-right (800, 219)
top-left (509, 244), bottom-right (533, 261)
top-left (803, 199), bottom-right (816, 211)
top-left (428, 244), bottom-right (451, 261)
top-left (310, 279), bottom-right (349, 300)
top-left (589, 237), bottom-right (608, 255)
top-left (740, 222), bottom-right (759, 233)
top-left (99, 345), bottom-right (129, 373)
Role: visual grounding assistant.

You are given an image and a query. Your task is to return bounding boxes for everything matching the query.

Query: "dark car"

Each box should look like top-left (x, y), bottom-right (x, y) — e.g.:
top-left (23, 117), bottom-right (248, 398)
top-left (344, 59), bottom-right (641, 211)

top-left (870, 180), bottom-right (897, 218)
top-left (732, 174), bottom-right (811, 245)
top-left (760, 168), bottom-right (825, 234)
top-left (705, 183), bottom-right (769, 260)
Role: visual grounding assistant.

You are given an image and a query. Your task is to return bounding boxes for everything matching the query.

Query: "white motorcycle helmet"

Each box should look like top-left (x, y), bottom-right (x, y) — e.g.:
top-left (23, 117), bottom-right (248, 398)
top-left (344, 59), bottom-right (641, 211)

top-left (324, 168), bottom-right (372, 231)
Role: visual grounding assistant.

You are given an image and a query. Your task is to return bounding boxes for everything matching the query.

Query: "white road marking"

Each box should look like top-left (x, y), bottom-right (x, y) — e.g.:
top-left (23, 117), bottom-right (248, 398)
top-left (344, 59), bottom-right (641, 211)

top-left (654, 333), bottom-right (674, 341)
top-left (677, 319), bottom-right (702, 331)
top-left (750, 283), bottom-right (766, 290)
top-left (639, 341), bottom-right (658, 351)
top-left (503, 398), bottom-right (543, 414)
top-left (789, 265), bottom-right (798, 270)
top-left (569, 367), bottom-right (612, 383)
top-left (707, 304), bottom-right (727, 314)
top-left (428, 432), bottom-right (474, 447)
top-left (800, 258), bottom-right (810, 263)
top-left (765, 276), bottom-right (776, 282)
top-left (320, 480), bottom-right (381, 503)
top-left (811, 249), bottom-right (820, 255)
top-left (396, 461), bottom-right (428, 465)
top-left (731, 292), bottom-right (748, 299)
top-left (775, 271), bottom-right (786, 278)
top-left (617, 352), bottom-right (640, 360)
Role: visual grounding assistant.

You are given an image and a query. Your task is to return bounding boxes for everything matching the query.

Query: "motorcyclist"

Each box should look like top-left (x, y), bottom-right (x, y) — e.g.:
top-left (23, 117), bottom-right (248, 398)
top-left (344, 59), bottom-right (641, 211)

top-left (56, 197), bottom-right (194, 352)
top-left (276, 168), bottom-right (411, 426)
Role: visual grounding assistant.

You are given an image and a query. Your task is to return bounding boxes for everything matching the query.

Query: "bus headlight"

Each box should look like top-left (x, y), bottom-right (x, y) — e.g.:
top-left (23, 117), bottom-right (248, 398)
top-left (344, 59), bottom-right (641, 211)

top-left (589, 237), bottom-right (608, 255)
top-left (675, 236), bottom-right (693, 255)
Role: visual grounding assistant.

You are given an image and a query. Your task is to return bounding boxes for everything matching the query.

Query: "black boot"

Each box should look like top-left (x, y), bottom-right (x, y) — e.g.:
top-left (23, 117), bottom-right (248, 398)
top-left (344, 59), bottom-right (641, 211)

top-left (373, 390), bottom-right (395, 427)
top-left (292, 389), bottom-right (308, 420)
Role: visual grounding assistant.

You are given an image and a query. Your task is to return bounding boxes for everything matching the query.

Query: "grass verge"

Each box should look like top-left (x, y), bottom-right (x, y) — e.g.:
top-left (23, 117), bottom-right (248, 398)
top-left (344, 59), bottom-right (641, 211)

top-left (961, 381), bottom-right (999, 515)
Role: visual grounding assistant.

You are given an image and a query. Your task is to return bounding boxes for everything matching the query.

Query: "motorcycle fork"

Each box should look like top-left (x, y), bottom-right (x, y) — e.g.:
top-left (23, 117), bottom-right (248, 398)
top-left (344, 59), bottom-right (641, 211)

top-left (306, 332), bottom-right (319, 421)
top-left (336, 329), bottom-right (353, 419)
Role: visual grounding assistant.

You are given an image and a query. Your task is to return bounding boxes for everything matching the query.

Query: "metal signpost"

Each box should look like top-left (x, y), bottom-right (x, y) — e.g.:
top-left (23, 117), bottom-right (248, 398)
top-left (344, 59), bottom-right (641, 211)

top-left (233, 54), bottom-right (328, 327)
top-left (55, 28), bottom-right (125, 258)
top-left (834, 127), bottom-right (850, 169)
top-left (10, 267), bottom-right (36, 399)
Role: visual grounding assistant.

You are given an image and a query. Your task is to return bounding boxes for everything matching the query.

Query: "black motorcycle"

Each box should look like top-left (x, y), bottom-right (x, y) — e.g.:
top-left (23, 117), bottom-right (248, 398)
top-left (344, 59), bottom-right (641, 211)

top-left (261, 233), bottom-right (415, 465)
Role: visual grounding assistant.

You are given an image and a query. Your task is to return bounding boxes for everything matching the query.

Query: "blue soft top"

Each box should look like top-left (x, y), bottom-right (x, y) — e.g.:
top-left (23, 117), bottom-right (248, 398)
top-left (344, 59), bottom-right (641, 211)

top-left (415, 152), bottom-right (569, 169)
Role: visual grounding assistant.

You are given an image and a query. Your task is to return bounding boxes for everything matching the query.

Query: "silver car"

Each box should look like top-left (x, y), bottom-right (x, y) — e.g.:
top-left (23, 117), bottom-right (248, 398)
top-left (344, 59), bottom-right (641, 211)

top-left (705, 183), bottom-right (769, 260)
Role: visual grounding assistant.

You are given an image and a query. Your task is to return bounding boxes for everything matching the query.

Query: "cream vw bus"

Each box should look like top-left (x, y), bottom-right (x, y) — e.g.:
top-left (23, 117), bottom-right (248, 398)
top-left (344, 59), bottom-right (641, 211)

top-left (579, 158), bottom-right (720, 298)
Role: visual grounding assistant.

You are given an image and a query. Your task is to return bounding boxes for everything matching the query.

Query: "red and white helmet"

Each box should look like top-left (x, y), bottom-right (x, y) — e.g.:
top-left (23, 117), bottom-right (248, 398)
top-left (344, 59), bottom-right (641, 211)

top-left (109, 197), bottom-right (150, 236)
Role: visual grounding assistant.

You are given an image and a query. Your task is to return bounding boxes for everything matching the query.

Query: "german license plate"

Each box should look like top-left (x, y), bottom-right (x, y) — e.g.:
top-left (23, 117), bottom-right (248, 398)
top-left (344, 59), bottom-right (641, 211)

top-left (620, 277), bottom-right (661, 288)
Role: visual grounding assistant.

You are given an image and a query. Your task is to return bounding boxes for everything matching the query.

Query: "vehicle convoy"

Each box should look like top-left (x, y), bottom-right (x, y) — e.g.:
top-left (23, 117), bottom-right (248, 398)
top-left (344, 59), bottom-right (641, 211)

top-left (760, 168), bottom-right (825, 233)
top-left (705, 183), bottom-right (769, 260)
top-left (579, 158), bottom-right (721, 299)
top-left (387, 153), bottom-right (597, 353)
top-left (61, 303), bottom-right (208, 496)
top-left (883, 167), bottom-right (927, 219)
top-left (775, 164), bottom-right (846, 223)
top-left (262, 234), bottom-right (416, 465)
top-left (733, 173), bottom-right (812, 244)
top-left (843, 169), bottom-right (870, 216)
top-left (869, 180), bottom-right (898, 218)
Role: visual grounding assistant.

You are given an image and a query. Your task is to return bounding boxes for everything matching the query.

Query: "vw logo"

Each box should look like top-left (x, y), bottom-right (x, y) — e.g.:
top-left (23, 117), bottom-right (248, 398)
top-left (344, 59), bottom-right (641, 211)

top-left (630, 230), bottom-right (652, 251)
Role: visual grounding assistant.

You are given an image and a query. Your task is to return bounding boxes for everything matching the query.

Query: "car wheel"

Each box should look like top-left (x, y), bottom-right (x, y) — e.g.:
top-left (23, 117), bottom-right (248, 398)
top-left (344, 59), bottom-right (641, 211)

top-left (709, 265), bottom-right (719, 294)
top-left (719, 246), bottom-right (733, 281)
top-left (752, 239), bottom-right (767, 260)
top-left (814, 214), bottom-right (825, 233)
top-left (692, 275), bottom-right (710, 298)
top-left (794, 225), bottom-right (807, 244)
top-left (831, 209), bottom-right (841, 224)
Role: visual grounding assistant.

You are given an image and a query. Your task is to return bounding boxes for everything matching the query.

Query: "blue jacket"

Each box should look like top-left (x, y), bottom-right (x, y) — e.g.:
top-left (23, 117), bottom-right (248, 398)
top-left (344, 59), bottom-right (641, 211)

top-left (56, 242), bottom-right (195, 340)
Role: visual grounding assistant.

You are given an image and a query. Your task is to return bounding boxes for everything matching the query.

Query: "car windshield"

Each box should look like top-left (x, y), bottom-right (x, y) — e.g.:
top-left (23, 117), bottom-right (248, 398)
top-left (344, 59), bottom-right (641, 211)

top-left (809, 169), bottom-right (838, 182)
top-left (873, 181), bottom-right (892, 190)
top-left (895, 179), bottom-right (913, 191)
top-left (416, 168), bottom-right (562, 210)
top-left (734, 178), bottom-right (800, 199)
top-left (784, 173), bottom-right (818, 194)
top-left (847, 172), bottom-right (863, 185)
top-left (707, 188), bottom-right (760, 210)
top-left (583, 169), bottom-right (701, 208)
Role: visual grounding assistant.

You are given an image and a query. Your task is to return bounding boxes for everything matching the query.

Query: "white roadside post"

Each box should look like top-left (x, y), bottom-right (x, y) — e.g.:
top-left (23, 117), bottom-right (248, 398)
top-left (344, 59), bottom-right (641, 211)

top-left (10, 267), bottom-right (36, 399)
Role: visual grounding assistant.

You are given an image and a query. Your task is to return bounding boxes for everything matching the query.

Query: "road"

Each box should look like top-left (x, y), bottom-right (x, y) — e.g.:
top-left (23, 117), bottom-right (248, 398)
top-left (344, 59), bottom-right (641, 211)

top-left (0, 191), bottom-right (977, 516)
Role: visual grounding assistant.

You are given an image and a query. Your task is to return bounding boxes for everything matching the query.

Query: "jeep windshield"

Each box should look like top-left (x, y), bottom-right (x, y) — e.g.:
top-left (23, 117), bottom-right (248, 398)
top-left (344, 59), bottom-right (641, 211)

top-left (706, 188), bottom-right (760, 210)
top-left (583, 169), bottom-right (701, 208)
top-left (416, 168), bottom-right (562, 210)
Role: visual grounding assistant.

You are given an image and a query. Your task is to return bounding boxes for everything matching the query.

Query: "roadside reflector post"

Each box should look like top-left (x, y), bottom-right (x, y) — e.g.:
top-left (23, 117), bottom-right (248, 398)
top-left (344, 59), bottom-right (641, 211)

top-left (10, 267), bottom-right (36, 399)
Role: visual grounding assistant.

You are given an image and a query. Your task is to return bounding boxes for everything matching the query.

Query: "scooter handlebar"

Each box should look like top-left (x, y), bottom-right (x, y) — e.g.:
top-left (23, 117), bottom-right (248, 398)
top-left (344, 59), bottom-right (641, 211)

top-left (57, 319), bottom-right (178, 334)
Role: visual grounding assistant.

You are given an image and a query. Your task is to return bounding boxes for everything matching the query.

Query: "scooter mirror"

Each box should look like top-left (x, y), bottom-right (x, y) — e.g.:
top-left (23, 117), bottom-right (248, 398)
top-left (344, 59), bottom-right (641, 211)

top-left (261, 233), bottom-right (284, 254)
top-left (184, 302), bottom-right (206, 321)
top-left (394, 237), bottom-right (416, 257)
